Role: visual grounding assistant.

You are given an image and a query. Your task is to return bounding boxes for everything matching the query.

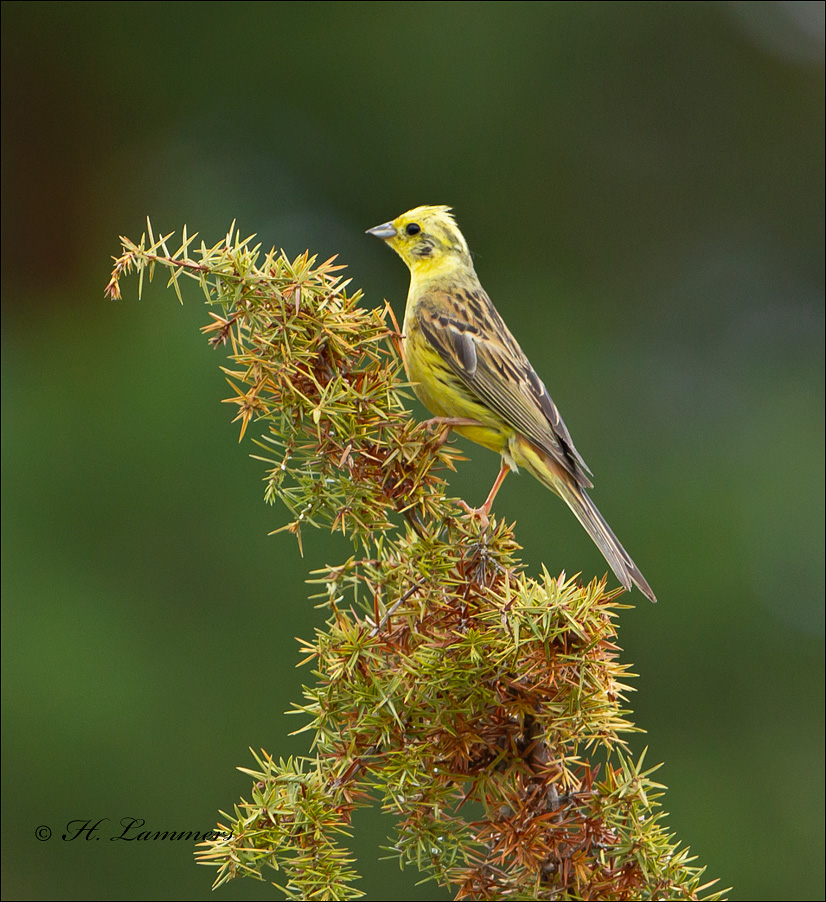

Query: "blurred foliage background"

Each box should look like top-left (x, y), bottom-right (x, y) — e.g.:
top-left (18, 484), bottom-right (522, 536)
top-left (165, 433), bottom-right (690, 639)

top-left (2, 2), bottom-right (823, 900)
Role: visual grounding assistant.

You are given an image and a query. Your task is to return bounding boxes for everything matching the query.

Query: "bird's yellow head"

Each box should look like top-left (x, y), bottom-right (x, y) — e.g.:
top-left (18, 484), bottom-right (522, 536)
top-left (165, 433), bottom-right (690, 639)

top-left (367, 205), bottom-right (472, 276)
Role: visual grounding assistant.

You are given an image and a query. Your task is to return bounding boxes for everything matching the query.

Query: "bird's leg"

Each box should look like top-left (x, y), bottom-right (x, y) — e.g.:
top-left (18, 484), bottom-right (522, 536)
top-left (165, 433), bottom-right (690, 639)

top-left (458, 459), bottom-right (510, 528)
top-left (422, 416), bottom-right (484, 448)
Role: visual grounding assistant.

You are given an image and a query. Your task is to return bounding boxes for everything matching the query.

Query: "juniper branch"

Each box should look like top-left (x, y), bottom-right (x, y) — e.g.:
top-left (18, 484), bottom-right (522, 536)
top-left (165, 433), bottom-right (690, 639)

top-left (107, 221), bottom-right (726, 901)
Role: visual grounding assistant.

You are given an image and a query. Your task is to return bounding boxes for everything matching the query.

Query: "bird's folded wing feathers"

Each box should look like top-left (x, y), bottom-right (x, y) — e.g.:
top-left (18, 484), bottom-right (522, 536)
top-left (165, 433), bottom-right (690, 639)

top-left (416, 293), bottom-right (593, 489)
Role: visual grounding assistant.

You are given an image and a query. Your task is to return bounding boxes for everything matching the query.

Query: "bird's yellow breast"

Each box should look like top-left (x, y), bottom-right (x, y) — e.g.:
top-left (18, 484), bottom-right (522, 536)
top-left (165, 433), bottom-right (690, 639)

top-left (403, 305), bottom-right (511, 456)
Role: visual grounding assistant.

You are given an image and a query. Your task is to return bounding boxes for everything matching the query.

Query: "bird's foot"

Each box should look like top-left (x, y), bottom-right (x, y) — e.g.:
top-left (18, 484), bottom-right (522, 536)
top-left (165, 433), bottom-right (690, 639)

top-left (455, 459), bottom-right (511, 529)
top-left (422, 416), bottom-right (484, 447)
top-left (457, 499), bottom-right (491, 530)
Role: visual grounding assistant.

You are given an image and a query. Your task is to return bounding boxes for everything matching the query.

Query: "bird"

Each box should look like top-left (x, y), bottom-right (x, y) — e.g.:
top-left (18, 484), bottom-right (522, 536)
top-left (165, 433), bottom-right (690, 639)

top-left (367, 205), bottom-right (656, 603)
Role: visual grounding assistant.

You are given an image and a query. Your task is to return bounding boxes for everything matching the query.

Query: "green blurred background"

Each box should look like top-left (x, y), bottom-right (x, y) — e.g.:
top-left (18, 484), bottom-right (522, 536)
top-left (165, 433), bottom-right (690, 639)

top-left (2, 2), bottom-right (823, 899)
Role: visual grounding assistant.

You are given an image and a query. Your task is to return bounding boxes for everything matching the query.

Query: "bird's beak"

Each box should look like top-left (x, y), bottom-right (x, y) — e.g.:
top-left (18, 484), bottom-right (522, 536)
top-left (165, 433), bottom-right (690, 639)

top-left (366, 221), bottom-right (397, 240)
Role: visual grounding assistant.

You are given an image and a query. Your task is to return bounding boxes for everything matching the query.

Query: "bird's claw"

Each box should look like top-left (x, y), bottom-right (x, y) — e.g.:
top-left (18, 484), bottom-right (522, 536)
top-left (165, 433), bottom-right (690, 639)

top-left (422, 416), bottom-right (484, 447)
top-left (422, 418), bottom-right (451, 445)
top-left (422, 416), bottom-right (483, 433)
top-left (457, 500), bottom-right (490, 530)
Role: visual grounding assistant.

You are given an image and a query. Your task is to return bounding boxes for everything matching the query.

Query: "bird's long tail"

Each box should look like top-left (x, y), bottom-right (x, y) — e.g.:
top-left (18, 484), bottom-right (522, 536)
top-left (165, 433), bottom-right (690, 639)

top-left (558, 479), bottom-right (657, 603)
top-left (515, 438), bottom-right (657, 603)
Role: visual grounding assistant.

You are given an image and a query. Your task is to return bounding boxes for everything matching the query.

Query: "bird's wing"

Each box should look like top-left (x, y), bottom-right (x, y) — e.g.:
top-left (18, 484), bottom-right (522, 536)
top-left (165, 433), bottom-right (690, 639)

top-left (416, 288), bottom-right (594, 489)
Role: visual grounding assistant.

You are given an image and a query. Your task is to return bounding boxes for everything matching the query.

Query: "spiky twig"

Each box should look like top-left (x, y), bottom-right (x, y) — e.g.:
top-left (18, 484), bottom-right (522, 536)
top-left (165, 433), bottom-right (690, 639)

top-left (108, 221), bottom-right (726, 901)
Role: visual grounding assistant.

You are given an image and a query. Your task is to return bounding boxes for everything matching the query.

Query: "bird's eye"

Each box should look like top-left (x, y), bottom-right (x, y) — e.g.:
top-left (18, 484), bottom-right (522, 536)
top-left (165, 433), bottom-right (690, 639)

top-left (405, 223), bottom-right (421, 236)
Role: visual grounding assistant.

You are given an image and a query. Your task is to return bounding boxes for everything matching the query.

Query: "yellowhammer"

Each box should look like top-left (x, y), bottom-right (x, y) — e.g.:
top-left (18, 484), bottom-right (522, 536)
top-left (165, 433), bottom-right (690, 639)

top-left (368, 205), bottom-right (656, 603)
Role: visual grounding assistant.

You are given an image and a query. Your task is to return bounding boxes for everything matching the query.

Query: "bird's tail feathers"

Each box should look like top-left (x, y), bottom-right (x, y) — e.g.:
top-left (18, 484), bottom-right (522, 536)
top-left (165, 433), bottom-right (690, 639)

top-left (518, 440), bottom-right (656, 603)
top-left (559, 483), bottom-right (656, 603)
